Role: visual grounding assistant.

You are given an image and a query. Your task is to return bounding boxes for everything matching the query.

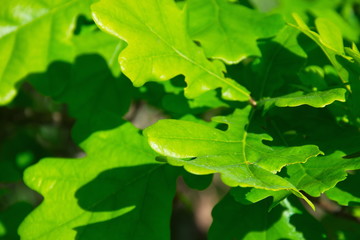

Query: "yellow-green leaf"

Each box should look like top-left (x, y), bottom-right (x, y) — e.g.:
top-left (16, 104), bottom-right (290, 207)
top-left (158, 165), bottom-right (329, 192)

top-left (91, 0), bottom-right (251, 102)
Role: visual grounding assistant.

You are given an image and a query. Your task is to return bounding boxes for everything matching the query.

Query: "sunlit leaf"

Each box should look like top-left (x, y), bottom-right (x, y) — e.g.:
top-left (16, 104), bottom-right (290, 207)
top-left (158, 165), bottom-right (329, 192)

top-left (19, 123), bottom-right (179, 240)
top-left (91, 0), bottom-right (251, 102)
top-left (145, 106), bottom-right (321, 205)
top-left (0, 0), bottom-right (93, 105)
top-left (260, 88), bottom-right (346, 109)
top-left (285, 151), bottom-right (360, 196)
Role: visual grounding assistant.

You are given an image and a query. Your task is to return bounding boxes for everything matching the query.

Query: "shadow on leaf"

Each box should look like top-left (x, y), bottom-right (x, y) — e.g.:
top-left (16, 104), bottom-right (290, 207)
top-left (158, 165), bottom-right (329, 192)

top-left (74, 164), bottom-right (178, 240)
top-left (27, 54), bottom-right (134, 143)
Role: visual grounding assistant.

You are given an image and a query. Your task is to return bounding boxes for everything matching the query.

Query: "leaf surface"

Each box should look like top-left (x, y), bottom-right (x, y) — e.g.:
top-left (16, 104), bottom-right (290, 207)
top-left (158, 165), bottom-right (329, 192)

top-left (260, 88), bottom-right (346, 109)
top-left (145, 106), bottom-right (321, 202)
top-left (247, 26), bottom-right (307, 98)
top-left (0, 0), bottom-right (93, 105)
top-left (325, 172), bottom-right (360, 206)
top-left (29, 54), bottom-right (133, 143)
top-left (275, 0), bottom-right (360, 42)
top-left (285, 151), bottom-right (360, 196)
top-left (209, 194), bottom-right (305, 240)
top-left (291, 14), bottom-right (349, 84)
top-left (91, 0), bottom-right (251, 101)
top-left (186, 0), bottom-right (284, 63)
top-left (19, 123), bottom-right (179, 240)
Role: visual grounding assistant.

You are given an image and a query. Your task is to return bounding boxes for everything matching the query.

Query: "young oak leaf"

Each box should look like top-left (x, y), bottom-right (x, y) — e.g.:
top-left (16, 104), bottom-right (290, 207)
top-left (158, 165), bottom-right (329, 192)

top-left (284, 151), bottom-right (360, 197)
top-left (186, 0), bottom-right (285, 64)
top-left (259, 88), bottom-right (347, 110)
top-left (241, 150), bottom-right (360, 205)
top-left (144, 106), bottom-right (321, 202)
top-left (0, 0), bottom-right (93, 105)
top-left (91, 0), bottom-right (251, 102)
top-left (19, 123), bottom-right (179, 240)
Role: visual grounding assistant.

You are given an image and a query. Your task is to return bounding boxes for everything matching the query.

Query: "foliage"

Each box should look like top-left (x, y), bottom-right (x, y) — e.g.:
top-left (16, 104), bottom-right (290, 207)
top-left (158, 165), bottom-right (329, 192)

top-left (0, 0), bottom-right (360, 239)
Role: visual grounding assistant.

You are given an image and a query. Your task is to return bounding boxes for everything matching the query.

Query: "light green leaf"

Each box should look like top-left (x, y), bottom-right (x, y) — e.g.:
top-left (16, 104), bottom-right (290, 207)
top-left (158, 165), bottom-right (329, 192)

top-left (260, 88), bottom-right (346, 109)
top-left (285, 151), bottom-right (360, 196)
top-left (345, 43), bottom-right (360, 65)
top-left (91, 0), bottom-right (251, 102)
top-left (291, 14), bottom-right (351, 85)
top-left (186, 0), bottom-right (285, 63)
top-left (311, 8), bottom-right (360, 44)
top-left (0, 0), bottom-right (93, 105)
top-left (209, 194), bottom-right (305, 240)
top-left (19, 123), bottom-right (179, 240)
top-left (145, 106), bottom-right (321, 204)
top-left (275, 0), bottom-right (360, 42)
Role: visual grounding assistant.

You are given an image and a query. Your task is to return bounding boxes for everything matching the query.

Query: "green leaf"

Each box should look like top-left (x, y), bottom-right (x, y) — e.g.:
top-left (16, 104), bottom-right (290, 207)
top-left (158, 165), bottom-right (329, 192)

top-left (260, 88), bottom-right (346, 109)
top-left (208, 194), bottom-right (305, 240)
top-left (290, 14), bottom-right (360, 124)
top-left (325, 172), bottom-right (360, 206)
top-left (91, 0), bottom-right (251, 102)
top-left (145, 106), bottom-right (321, 203)
top-left (275, 0), bottom-right (360, 42)
top-left (298, 65), bottom-right (328, 91)
top-left (72, 26), bottom-right (126, 76)
top-left (342, 44), bottom-right (360, 123)
top-left (0, 0), bottom-right (93, 105)
top-left (28, 54), bottom-right (133, 143)
top-left (186, 0), bottom-right (285, 64)
top-left (248, 26), bottom-right (307, 98)
top-left (310, 4), bottom-right (360, 43)
top-left (19, 123), bottom-right (179, 240)
top-left (231, 186), bottom-right (290, 207)
top-left (285, 151), bottom-right (360, 196)
top-left (345, 43), bottom-right (360, 65)
top-left (291, 14), bottom-right (350, 85)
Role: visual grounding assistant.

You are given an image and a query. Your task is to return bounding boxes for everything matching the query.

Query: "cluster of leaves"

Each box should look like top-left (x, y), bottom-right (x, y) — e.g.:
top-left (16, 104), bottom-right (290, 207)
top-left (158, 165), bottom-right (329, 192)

top-left (1, 0), bottom-right (360, 239)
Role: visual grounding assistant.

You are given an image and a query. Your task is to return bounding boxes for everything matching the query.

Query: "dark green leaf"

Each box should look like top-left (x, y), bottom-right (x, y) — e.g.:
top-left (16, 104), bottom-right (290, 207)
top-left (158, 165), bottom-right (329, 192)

top-left (186, 0), bottom-right (284, 63)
